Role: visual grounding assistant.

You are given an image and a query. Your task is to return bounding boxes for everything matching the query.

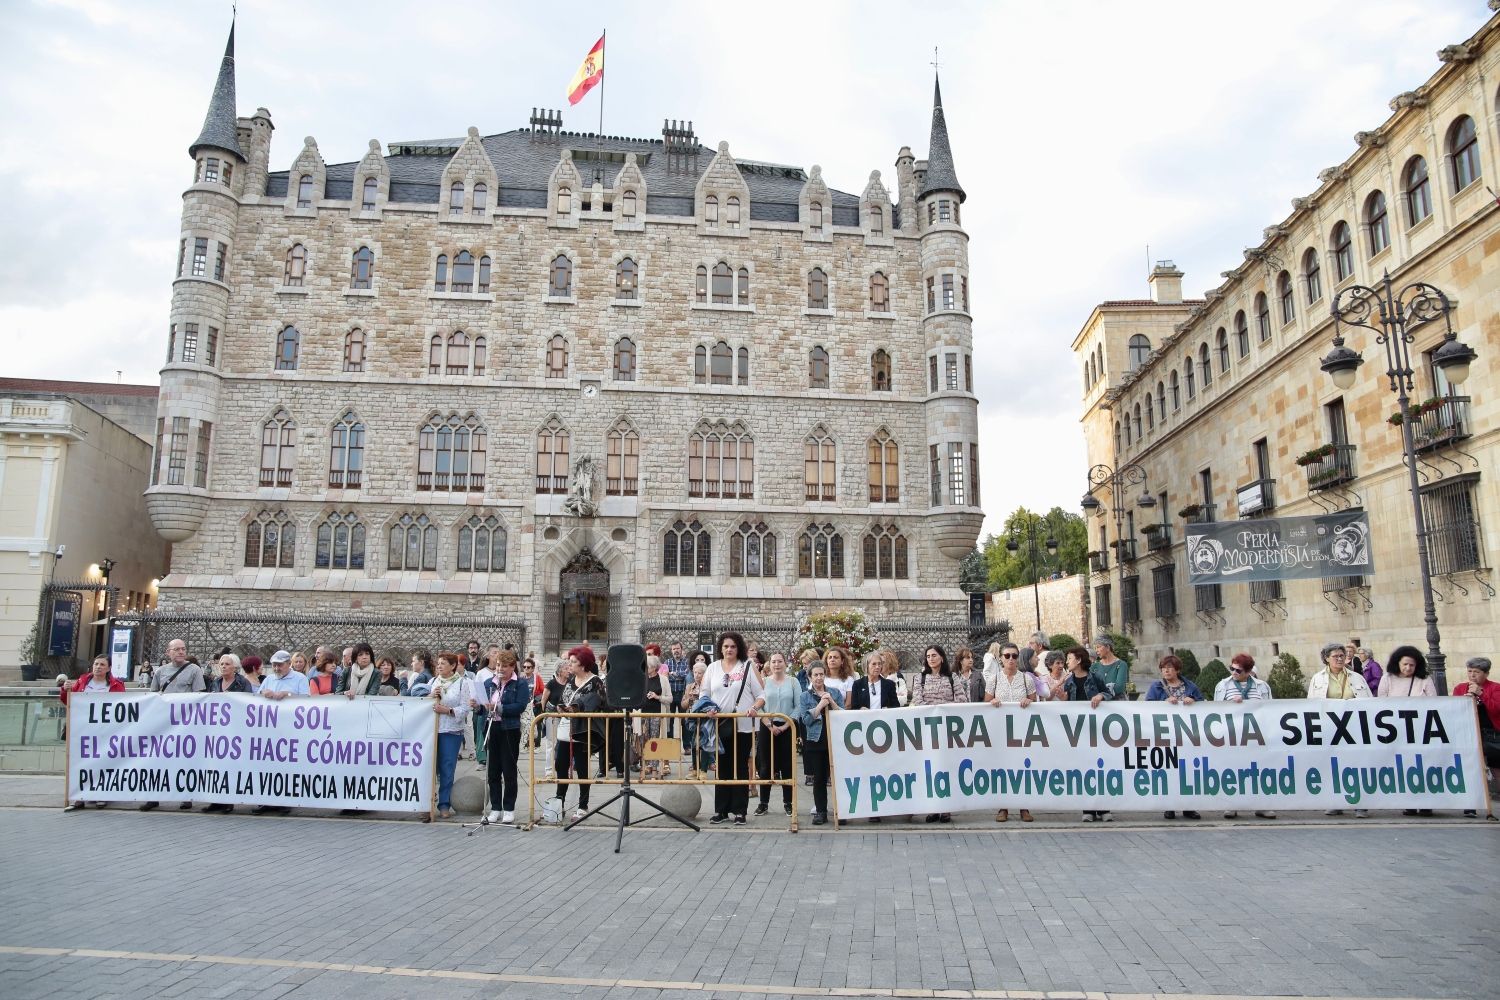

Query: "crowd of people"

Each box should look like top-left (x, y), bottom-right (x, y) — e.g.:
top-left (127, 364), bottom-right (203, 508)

top-left (63, 630), bottom-right (1499, 825)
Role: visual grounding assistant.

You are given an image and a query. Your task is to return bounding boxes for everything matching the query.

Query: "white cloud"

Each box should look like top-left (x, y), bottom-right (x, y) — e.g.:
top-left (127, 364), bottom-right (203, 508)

top-left (0, 0), bottom-right (1485, 538)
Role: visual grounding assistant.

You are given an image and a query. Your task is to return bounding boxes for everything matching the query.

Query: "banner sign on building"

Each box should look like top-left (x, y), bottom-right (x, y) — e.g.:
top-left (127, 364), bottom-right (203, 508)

top-left (827, 701), bottom-right (1487, 819)
top-left (47, 592), bottom-right (82, 658)
top-left (67, 693), bottom-right (435, 812)
top-left (1186, 510), bottom-right (1373, 584)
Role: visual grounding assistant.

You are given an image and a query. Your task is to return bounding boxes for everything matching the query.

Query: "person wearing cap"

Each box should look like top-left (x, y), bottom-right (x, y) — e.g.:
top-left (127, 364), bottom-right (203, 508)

top-left (260, 650), bottom-right (310, 700)
top-left (1453, 656), bottom-right (1499, 819)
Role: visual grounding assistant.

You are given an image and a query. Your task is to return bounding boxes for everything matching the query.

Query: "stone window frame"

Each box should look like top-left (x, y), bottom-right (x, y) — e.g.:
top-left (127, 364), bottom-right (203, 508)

top-left (545, 334), bottom-right (570, 379)
top-left (548, 253), bottom-right (575, 300)
top-left (361, 176), bottom-right (379, 212)
top-left (427, 330), bottom-right (486, 377)
top-left (871, 349), bottom-right (892, 392)
top-left (688, 419), bottom-right (754, 500)
top-left (315, 511), bottom-right (366, 571)
top-left (535, 416), bottom-right (570, 495)
top-left (284, 244), bottom-right (307, 286)
top-left (605, 419), bottom-right (640, 496)
top-left (729, 519), bottom-right (777, 578)
top-left (806, 267), bottom-right (831, 311)
top-left (274, 326), bottom-right (300, 371)
top-left (1302, 247), bottom-right (1323, 305)
top-left (456, 513), bottom-right (508, 574)
top-left (867, 429), bottom-right (899, 504)
top-left (259, 408), bottom-right (296, 487)
top-left (808, 345), bottom-right (830, 390)
top-left (1330, 220), bottom-right (1354, 283)
top-left (350, 246), bottom-right (375, 290)
top-left (612, 336), bottom-right (636, 382)
top-left (343, 329), bottom-right (367, 373)
top-left (861, 523), bottom-right (909, 581)
top-left (1363, 189), bottom-right (1391, 258)
top-left (388, 512), bottom-right (439, 573)
top-left (615, 256), bottom-right (640, 301)
top-left (416, 411), bottom-right (487, 493)
top-left (1402, 155), bottom-right (1432, 226)
top-left (803, 425), bottom-right (838, 502)
top-left (868, 270), bottom-right (891, 313)
top-left (1446, 114), bottom-right (1480, 193)
top-left (797, 522), bottom-right (845, 580)
top-left (661, 517), bottom-right (713, 578)
top-left (244, 510), bottom-right (297, 570)
top-left (693, 339), bottom-right (750, 387)
top-left (1253, 292), bottom-right (1271, 346)
top-left (328, 409), bottom-right (365, 489)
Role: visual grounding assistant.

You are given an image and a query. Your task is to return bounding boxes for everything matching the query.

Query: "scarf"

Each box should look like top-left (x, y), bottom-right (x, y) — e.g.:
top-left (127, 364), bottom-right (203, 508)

top-left (347, 662), bottom-right (374, 696)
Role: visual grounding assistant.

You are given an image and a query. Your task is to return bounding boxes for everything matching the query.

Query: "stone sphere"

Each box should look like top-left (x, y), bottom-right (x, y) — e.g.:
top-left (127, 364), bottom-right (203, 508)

top-left (656, 783), bottom-right (702, 821)
top-left (451, 774), bottom-right (486, 814)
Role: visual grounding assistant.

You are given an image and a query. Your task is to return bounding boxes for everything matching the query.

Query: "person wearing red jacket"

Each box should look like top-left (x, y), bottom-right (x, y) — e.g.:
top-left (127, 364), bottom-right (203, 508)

top-left (1454, 656), bottom-right (1499, 819)
top-left (62, 655), bottom-right (126, 811)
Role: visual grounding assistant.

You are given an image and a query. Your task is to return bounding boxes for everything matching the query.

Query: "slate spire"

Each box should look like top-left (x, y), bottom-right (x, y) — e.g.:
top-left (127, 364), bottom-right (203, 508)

top-left (189, 20), bottom-right (244, 160)
top-left (919, 72), bottom-right (964, 202)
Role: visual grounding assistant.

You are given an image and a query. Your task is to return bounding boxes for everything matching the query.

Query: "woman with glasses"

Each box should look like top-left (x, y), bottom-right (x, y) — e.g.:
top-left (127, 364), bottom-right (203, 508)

top-left (1059, 645), bottom-right (1113, 822)
top-left (985, 641), bottom-right (1038, 823)
top-left (1213, 653), bottom-right (1276, 819)
top-left (1147, 654), bottom-right (1204, 821)
top-left (1311, 641), bottom-right (1372, 817)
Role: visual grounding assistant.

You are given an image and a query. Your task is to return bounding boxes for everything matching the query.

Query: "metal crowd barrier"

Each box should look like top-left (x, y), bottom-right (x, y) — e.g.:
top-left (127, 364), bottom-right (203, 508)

top-left (525, 711), bottom-right (800, 832)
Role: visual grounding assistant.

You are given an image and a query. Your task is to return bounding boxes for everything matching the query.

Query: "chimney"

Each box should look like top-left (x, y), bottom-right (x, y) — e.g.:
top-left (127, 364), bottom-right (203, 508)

top-left (1148, 260), bottom-right (1183, 304)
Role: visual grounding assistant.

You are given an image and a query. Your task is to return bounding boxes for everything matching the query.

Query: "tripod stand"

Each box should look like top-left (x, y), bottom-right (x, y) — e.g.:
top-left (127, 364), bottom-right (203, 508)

top-left (565, 706), bottom-right (699, 852)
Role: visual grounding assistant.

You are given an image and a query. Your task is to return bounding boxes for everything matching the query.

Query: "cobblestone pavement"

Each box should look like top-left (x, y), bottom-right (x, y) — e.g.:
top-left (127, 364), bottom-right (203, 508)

top-left (0, 802), bottom-right (1495, 1000)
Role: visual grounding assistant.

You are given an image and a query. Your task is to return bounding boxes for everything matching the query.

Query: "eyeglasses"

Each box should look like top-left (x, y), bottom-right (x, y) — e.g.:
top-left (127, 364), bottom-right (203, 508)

top-left (1001, 653), bottom-right (1019, 660)
top-left (1231, 667), bottom-right (1249, 675)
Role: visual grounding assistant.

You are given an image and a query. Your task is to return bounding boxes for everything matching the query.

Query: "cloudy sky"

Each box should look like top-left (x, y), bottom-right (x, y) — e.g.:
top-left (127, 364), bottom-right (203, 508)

top-left (0, 0), bottom-right (1484, 537)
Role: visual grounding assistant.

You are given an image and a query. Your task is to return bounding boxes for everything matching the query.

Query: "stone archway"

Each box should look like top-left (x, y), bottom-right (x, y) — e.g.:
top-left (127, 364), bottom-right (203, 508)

top-left (559, 549), bottom-right (611, 645)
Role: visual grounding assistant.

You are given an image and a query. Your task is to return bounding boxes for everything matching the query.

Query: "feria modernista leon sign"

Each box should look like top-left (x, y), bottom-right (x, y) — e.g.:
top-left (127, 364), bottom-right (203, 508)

top-left (1186, 510), bottom-right (1374, 585)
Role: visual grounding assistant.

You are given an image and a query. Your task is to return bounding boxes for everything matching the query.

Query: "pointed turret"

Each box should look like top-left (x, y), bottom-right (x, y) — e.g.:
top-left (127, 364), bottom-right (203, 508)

top-left (189, 21), bottom-right (243, 160)
top-left (919, 73), bottom-right (963, 202)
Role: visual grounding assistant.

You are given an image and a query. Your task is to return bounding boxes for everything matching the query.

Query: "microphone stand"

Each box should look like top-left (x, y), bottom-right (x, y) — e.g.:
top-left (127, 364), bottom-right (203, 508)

top-left (565, 702), bottom-right (699, 853)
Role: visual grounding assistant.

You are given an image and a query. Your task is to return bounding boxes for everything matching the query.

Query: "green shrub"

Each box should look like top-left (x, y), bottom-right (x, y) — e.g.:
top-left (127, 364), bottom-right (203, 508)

top-left (1049, 633), bottom-right (1078, 652)
top-left (1173, 648), bottom-right (1201, 680)
top-left (1267, 653), bottom-right (1306, 699)
top-left (1198, 659), bottom-right (1230, 698)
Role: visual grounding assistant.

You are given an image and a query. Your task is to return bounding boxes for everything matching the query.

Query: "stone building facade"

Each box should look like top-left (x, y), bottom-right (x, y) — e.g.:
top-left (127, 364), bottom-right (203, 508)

top-left (1072, 11), bottom-right (1500, 688)
top-left (142, 26), bottom-right (982, 655)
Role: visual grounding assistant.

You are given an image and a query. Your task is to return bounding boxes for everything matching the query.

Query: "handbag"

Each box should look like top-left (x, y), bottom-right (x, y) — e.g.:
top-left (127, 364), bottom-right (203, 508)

top-left (556, 717), bottom-right (572, 743)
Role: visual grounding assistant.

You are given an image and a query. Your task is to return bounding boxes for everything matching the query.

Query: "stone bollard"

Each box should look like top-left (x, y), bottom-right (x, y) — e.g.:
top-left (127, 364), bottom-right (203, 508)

top-left (451, 773), bottom-right (486, 815)
top-left (658, 783), bottom-right (702, 821)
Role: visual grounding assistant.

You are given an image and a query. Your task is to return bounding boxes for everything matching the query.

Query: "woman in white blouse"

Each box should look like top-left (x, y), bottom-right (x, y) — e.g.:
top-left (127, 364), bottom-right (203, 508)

top-left (429, 651), bottom-right (474, 820)
top-left (702, 631), bottom-right (765, 825)
top-left (984, 641), bottom-right (1038, 823)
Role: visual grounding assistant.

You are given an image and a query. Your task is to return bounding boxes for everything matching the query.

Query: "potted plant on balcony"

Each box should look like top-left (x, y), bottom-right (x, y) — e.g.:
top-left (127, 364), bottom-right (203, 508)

top-left (1294, 443), bottom-right (1336, 467)
top-left (1141, 522), bottom-right (1162, 534)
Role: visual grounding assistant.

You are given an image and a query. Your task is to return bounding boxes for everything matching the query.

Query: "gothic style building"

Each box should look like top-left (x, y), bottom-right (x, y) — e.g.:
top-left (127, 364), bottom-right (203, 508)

top-left (141, 25), bottom-right (982, 655)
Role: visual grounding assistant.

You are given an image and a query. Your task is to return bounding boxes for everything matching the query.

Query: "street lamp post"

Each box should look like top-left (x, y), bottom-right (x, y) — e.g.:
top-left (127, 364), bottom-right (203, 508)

top-left (1005, 514), bottom-right (1058, 633)
top-left (1321, 273), bottom-right (1476, 694)
top-left (99, 557), bottom-right (116, 667)
top-left (1080, 462), bottom-right (1155, 635)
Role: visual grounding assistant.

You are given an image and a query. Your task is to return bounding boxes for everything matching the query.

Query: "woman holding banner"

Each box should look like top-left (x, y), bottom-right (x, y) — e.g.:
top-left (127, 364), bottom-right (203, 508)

top-left (63, 656), bottom-right (126, 811)
top-left (337, 642), bottom-right (381, 697)
top-left (755, 652), bottom-right (800, 816)
top-left (1215, 654), bottom-right (1277, 820)
top-left (1060, 646), bottom-right (1113, 822)
top-left (912, 645), bottom-right (962, 823)
top-left (1377, 646), bottom-right (1438, 817)
top-left (1147, 655), bottom-right (1203, 821)
top-left (799, 662), bottom-right (842, 826)
top-left (985, 643), bottom-right (1038, 823)
top-left (430, 651), bottom-right (473, 820)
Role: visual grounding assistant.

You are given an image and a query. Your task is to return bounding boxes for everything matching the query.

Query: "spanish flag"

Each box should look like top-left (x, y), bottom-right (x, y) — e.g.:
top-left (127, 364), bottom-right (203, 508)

top-left (567, 34), bottom-right (605, 106)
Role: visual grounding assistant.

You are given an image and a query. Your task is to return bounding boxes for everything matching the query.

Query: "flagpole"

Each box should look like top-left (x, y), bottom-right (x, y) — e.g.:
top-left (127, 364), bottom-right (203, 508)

top-left (595, 28), bottom-right (606, 183)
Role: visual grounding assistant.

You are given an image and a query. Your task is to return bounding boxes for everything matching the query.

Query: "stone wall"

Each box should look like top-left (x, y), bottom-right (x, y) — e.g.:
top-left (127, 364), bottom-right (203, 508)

top-left (987, 574), bottom-right (1084, 644)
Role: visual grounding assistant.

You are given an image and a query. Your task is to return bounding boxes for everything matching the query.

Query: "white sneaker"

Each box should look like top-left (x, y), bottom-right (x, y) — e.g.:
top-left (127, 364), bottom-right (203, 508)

top-left (486, 810), bottom-right (501, 823)
top-left (1100, 811), bottom-right (1113, 822)
top-left (500, 810), bottom-right (515, 825)
top-left (1255, 810), bottom-right (1277, 819)
top-left (1354, 809), bottom-right (1369, 818)
top-left (571, 809), bottom-right (586, 821)
top-left (1081, 812), bottom-right (1096, 822)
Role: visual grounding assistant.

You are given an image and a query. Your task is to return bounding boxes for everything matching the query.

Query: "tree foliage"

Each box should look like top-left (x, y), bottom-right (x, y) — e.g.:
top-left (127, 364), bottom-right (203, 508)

top-left (980, 507), bottom-right (1088, 592)
top-left (1268, 653), bottom-right (1307, 699)
top-left (958, 548), bottom-right (988, 592)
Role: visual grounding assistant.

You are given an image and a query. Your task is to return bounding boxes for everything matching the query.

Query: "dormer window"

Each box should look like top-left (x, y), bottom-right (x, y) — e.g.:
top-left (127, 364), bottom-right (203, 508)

top-left (810, 201), bottom-right (823, 228)
top-left (704, 194), bottom-right (718, 224)
top-left (621, 190), bottom-right (637, 217)
top-left (870, 205), bottom-right (884, 233)
top-left (557, 186), bottom-right (571, 214)
top-left (361, 177), bottom-right (377, 211)
top-left (726, 196), bottom-right (741, 227)
top-left (297, 175), bottom-right (313, 209)
top-left (449, 182), bottom-right (464, 216)
top-left (472, 183), bottom-right (487, 216)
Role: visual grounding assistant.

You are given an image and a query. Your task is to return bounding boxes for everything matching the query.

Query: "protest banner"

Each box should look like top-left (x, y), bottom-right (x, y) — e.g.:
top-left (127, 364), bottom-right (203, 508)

top-left (67, 693), bottom-right (435, 812)
top-left (828, 699), bottom-right (1488, 819)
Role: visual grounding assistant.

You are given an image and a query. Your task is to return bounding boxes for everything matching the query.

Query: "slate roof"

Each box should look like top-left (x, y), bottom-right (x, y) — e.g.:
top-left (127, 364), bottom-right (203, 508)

top-left (919, 74), bottom-right (964, 202)
top-left (0, 378), bottom-right (158, 397)
top-left (266, 130), bottom-right (865, 224)
top-left (189, 22), bottom-right (243, 160)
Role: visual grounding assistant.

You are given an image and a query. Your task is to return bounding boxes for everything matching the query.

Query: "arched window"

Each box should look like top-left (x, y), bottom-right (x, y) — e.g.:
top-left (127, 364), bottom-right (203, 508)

top-left (1156, 381), bottom-right (1166, 422)
top-left (245, 510), bottom-right (295, 568)
top-left (549, 254), bottom-right (572, 297)
top-left (868, 430), bottom-right (899, 502)
top-left (694, 264), bottom-right (708, 304)
top-left (1083, 361), bottom-right (1090, 393)
top-left (709, 341), bottom-right (732, 385)
top-left (315, 512), bottom-right (364, 570)
top-left (871, 349), bottom-right (892, 391)
top-left (343, 329), bottom-right (366, 373)
top-left (1123, 413), bottom-right (1131, 446)
top-left (1114, 421), bottom-right (1122, 453)
top-left (434, 254), bottom-right (448, 291)
top-left (1218, 325), bottom-right (1232, 374)
top-left (1127, 334), bottom-right (1151, 370)
top-left (621, 190), bottom-right (637, 217)
top-left (703, 194), bottom-right (718, 223)
top-left (662, 519), bottom-right (711, 577)
top-left (730, 520), bottom-right (776, 577)
top-left (1331, 222), bottom-right (1354, 282)
top-left (615, 257), bottom-right (638, 300)
top-left (1183, 358), bottom-right (1196, 400)
top-left (1277, 271), bottom-right (1295, 325)
top-left (557, 186), bottom-right (571, 214)
top-left (1250, 297), bottom-right (1266, 350)
top-left (809, 201), bottom-right (823, 228)
top-left (546, 334), bottom-right (568, 378)
top-left (417, 412), bottom-right (487, 492)
top-left (1198, 343), bottom-right (1213, 387)
top-left (694, 344), bottom-right (707, 384)
top-left (1303, 247), bottom-right (1323, 304)
top-left (445, 330), bottom-right (470, 374)
top-left (870, 271), bottom-right (890, 311)
top-left (296, 175), bottom-right (313, 208)
top-left (711, 261), bottom-right (733, 304)
top-left (361, 177), bottom-right (378, 211)
top-left (275, 326), bottom-right (299, 371)
top-left (726, 196), bottom-right (741, 226)
top-left (448, 181), bottom-right (464, 216)
top-left (1365, 191), bottom-right (1390, 257)
top-left (259, 409), bottom-right (296, 487)
top-left (457, 514), bottom-right (507, 573)
top-left (869, 205), bottom-right (884, 233)
top-left (809, 346), bottom-right (829, 389)
top-left (613, 336), bottom-right (636, 381)
top-left (737, 346), bottom-right (750, 385)
top-left (476, 255), bottom-right (491, 294)
top-left (689, 420), bottom-right (754, 498)
top-left (284, 244), bottom-right (307, 286)
top-left (1132, 403), bottom-right (1143, 442)
top-left (471, 183), bottom-right (487, 216)
top-left (863, 524), bottom-right (909, 580)
top-left (472, 335), bottom-right (486, 376)
top-left (736, 266), bottom-right (750, 306)
top-left (606, 422), bottom-right (639, 495)
top-left (350, 246), bottom-right (374, 290)
top-left (807, 267), bottom-right (829, 309)
top-left (1169, 370), bottom-right (1180, 410)
top-left (1095, 345), bottom-right (1104, 383)
top-left (804, 426), bottom-right (837, 501)
top-left (451, 250), bottom-right (474, 292)
top-left (798, 522), bottom-right (844, 579)
top-left (1403, 156), bottom-right (1431, 225)
top-left (388, 513), bottom-right (437, 571)
top-left (1145, 396), bottom-right (1154, 431)
top-left (535, 417), bottom-right (569, 494)
top-left (1448, 115), bottom-right (1480, 190)
top-left (329, 410), bottom-right (364, 488)
top-left (428, 334), bottom-right (443, 374)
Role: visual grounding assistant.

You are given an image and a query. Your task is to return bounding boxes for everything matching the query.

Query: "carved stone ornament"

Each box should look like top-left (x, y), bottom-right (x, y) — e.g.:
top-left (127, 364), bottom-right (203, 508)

top-left (1437, 43), bottom-right (1475, 63)
top-left (1317, 166), bottom-right (1346, 185)
top-left (1354, 130), bottom-right (1385, 148)
top-left (563, 456), bottom-right (599, 517)
top-left (1292, 197), bottom-right (1317, 212)
top-left (1389, 90), bottom-right (1429, 111)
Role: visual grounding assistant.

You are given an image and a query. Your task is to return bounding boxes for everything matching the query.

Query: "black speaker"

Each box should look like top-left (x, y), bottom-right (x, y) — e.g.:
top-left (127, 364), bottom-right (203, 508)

top-left (605, 643), bottom-right (648, 709)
